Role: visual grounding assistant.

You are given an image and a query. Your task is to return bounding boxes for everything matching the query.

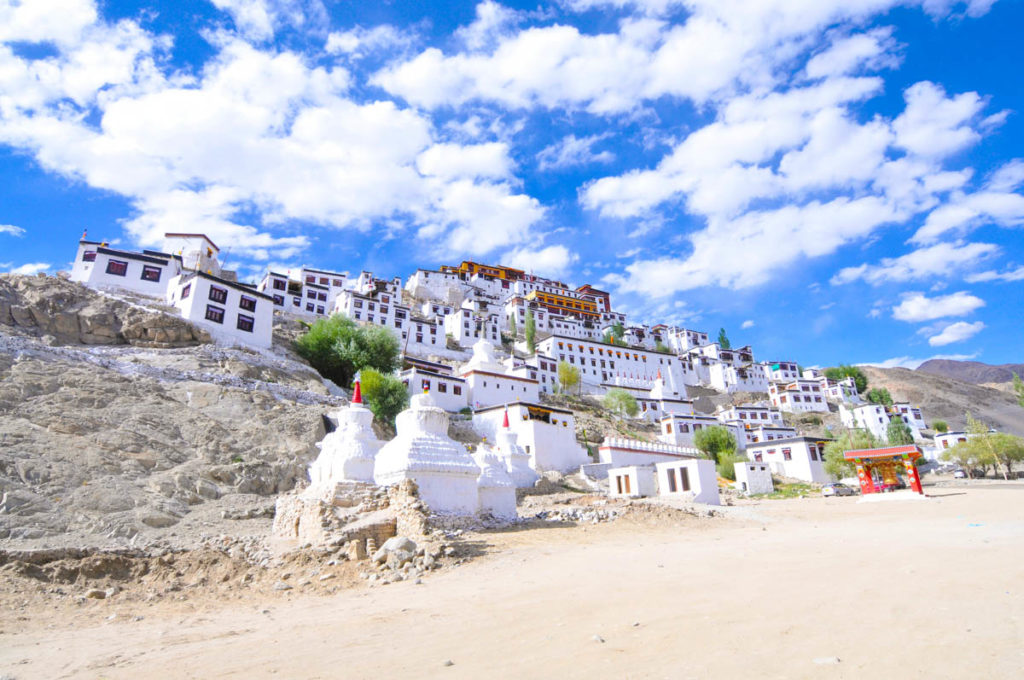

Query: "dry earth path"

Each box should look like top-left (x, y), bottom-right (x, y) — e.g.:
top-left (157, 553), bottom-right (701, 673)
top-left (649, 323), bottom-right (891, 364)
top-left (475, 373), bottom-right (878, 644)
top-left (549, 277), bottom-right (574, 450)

top-left (2, 486), bottom-right (1022, 679)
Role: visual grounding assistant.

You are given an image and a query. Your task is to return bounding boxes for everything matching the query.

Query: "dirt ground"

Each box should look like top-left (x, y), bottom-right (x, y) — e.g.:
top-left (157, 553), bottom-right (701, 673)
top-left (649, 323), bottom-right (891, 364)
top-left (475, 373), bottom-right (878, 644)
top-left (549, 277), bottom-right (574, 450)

top-left (2, 484), bottom-right (1022, 679)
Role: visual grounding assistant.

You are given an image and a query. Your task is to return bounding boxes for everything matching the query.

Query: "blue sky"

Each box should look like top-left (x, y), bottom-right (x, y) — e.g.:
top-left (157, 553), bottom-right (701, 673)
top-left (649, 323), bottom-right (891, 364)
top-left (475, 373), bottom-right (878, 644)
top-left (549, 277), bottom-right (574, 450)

top-left (1, 0), bottom-right (1022, 369)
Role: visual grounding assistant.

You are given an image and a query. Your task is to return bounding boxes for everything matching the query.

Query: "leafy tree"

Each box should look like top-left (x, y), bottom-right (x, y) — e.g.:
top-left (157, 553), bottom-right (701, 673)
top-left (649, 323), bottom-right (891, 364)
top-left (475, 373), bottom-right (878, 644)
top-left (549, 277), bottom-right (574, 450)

top-left (294, 315), bottom-right (400, 388)
top-left (557, 361), bottom-right (581, 395)
top-left (654, 340), bottom-right (671, 354)
top-left (823, 428), bottom-right (880, 479)
top-left (602, 388), bottom-right (639, 417)
top-left (717, 327), bottom-right (731, 350)
top-left (508, 314), bottom-right (516, 338)
top-left (359, 368), bottom-right (409, 429)
top-left (824, 364), bottom-right (869, 393)
top-left (931, 420), bottom-right (949, 433)
top-left (1014, 372), bottom-right (1024, 408)
top-left (525, 310), bottom-right (536, 353)
top-left (693, 425), bottom-right (736, 464)
top-left (887, 418), bottom-right (915, 446)
top-left (957, 412), bottom-right (1024, 480)
top-left (866, 387), bottom-right (893, 407)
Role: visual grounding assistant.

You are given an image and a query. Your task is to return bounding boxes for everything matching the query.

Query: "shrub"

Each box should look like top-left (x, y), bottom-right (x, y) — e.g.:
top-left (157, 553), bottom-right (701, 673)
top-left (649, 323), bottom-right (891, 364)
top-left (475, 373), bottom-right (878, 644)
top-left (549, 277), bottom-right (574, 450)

top-left (932, 420), bottom-right (949, 433)
top-left (823, 364), bottom-right (868, 393)
top-left (716, 450), bottom-right (741, 481)
top-left (865, 387), bottom-right (893, 406)
top-left (557, 361), bottom-right (581, 394)
top-left (693, 425), bottom-right (737, 464)
top-left (359, 368), bottom-right (409, 429)
top-left (294, 315), bottom-right (400, 387)
top-left (602, 388), bottom-right (639, 417)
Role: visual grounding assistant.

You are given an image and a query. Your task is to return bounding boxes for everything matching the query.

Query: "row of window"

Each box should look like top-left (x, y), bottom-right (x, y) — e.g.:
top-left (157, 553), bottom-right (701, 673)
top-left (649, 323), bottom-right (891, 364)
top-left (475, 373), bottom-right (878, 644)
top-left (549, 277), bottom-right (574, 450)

top-left (104, 259), bottom-right (164, 282)
top-left (204, 304), bottom-right (255, 332)
top-left (305, 275), bottom-right (344, 287)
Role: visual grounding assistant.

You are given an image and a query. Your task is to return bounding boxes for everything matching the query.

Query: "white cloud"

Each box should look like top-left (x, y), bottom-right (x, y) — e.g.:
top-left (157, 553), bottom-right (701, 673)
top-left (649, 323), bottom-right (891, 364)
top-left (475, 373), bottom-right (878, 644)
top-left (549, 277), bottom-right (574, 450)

top-left (210, 0), bottom-right (328, 42)
top-left (892, 81), bottom-right (985, 159)
top-left (740, 319), bottom-right (755, 329)
top-left (831, 241), bottom-right (998, 285)
top-left (502, 244), bottom-right (578, 278)
top-left (0, 14), bottom-right (545, 264)
top-left (537, 134), bottom-right (615, 171)
top-left (0, 224), bottom-right (26, 237)
top-left (928, 320), bottom-right (985, 346)
top-left (804, 27), bottom-right (899, 80)
top-left (456, 0), bottom-right (524, 51)
top-left (325, 24), bottom-right (415, 58)
top-left (891, 291), bottom-right (985, 322)
top-left (912, 160), bottom-right (1024, 243)
top-left (5, 262), bottom-right (51, 276)
top-left (965, 266), bottom-right (1024, 283)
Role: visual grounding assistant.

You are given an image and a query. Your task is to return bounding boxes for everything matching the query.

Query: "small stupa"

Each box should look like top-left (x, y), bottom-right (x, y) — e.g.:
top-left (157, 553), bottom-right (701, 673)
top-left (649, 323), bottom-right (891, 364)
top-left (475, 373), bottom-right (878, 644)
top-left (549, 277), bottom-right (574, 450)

top-left (307, 377), bottom-right (381, 489)
top-left (474, 446), bottom-right (518, 520)
top-left (494, 407), bottom-right (540, 488)
top-left (461, 338), bottom-right (507, 374)
top-left (374, 390), bottom-right (481, 515)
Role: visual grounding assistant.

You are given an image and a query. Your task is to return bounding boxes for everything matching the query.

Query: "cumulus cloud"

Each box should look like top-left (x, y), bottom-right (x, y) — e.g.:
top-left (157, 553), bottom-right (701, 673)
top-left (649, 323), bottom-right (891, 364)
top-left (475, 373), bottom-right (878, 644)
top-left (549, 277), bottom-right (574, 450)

top-left (912, 159), bottom-right (1024, 243)
top-left (0, 224), bottom-right (26, 237)
top-left (891, 291), bottom-right (985, 322)
top-left (501, 244), bottom-right (578, 278)
top-left (928, 320), bottom-right (985, 346)
top-left (0, 6), bottom-right (545, 265)
top-left (5, 262), bottom-right (51, 275)
top-left (831, 241), bottom-right (998, 285)
top-left (965, 265), bottom-right (1024, 283)
top-left (325, 24), bottom-right (416, 59)
top-left (804, 27), bottom-right (900, 80)
top-left (740, 320), bottom-right (755, 329)
top-left (210, 0), bottom-right (328, 42)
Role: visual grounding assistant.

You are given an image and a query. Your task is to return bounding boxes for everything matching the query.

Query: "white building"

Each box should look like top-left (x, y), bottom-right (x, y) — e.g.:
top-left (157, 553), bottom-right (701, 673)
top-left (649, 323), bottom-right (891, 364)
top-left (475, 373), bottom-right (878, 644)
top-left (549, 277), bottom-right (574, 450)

top-left (769, 380), bottom-right (829, 413)
top-left (839, 402), bottom-right (926, 442)
top-left (472, 402), bottom-right (589, 474)
top-left (460, 340), bottom-right (540, 410)
top-left (400, 367), bottom-right (467, 412)
top-left (717, 404), bottom-right (786, 427)
top-left (445, 305), bottom-right (502, 349)
top-left (934, 431), bottom-right (972, 451)
top-left (658, 413), bottom-right (742, 450)
top-left (763, 361), bottom-right (801, 383)
top-left (163, 233), bottom-right (223, 277)
top-left (597, 437), bottom-right (701, 467)
top-left (655, 459), bottom-right (720, 505)
top-left (333, 289), bottom-right (447, 355)
top-left (734, 462), bottom-right (774, 495)
top-left (71, 240), bottom-right (182, 299)
top-left (166, 271), bottom-right (273, 349)
top-left (608, 466), bottom-right (657, 498)
top-left (657, 326), bottom-right (710, 354)
top-left (745, 436), bottom-right (832, 483)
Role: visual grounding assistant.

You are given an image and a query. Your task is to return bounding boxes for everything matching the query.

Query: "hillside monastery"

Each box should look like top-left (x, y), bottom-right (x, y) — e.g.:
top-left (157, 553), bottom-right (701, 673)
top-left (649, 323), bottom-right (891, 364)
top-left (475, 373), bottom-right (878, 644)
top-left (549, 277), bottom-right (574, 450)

top-left (68, 233), bottom-right (956, 514)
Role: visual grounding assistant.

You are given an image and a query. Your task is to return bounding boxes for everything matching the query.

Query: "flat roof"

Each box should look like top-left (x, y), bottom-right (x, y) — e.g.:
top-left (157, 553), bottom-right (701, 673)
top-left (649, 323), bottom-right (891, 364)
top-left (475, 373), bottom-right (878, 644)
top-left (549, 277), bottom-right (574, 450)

top-left (844, 445), bottom-right (921, 460)
top-left (747, 436), bottom-right (834, 448)
top-left (180, 271), bottom-right (275, 301)
top-left (96, 246), bottom-right (175, 267)
top-left (402, 367), bottom-right (465, 382)
top-left (473, 401), bottom-right (573, 415)
top-left (540, 334), bottom-right (674, 355)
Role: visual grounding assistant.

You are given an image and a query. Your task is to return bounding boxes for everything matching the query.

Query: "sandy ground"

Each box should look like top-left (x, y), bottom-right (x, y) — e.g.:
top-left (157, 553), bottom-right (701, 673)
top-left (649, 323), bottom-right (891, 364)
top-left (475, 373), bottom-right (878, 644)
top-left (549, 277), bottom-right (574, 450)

top-left (2, 484), bottom-right (1023, 679)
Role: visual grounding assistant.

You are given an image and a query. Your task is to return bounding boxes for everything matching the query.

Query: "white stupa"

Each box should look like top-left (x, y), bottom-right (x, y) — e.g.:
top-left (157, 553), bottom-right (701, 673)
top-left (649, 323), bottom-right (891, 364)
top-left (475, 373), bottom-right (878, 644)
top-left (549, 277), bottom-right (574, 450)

top-left (374, 390), bottom-right (481, 515)
top-left (474, 447), bottom-right (518, 520)
top-left (462, 338), bottom-right (507, 374)
top-left (307, 378), bottom-right (381, 490)
top-left (494, 407), bottom-right (540, 488)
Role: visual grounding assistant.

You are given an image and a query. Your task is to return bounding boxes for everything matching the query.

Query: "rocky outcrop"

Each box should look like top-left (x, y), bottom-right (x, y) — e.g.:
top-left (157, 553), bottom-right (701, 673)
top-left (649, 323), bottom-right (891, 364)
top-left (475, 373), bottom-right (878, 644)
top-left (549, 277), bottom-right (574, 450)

top-left (0, 273), bottom-right (209, 347)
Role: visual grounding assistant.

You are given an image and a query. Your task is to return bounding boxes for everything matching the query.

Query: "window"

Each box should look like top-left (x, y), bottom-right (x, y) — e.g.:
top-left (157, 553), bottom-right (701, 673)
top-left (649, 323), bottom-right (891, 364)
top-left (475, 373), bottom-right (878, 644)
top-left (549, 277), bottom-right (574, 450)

top-left (665, 423), bottom-right (673, 434)
top-left (306, 275), bottom-right (315, 284)
top-left (666, 469), bottom-right (677, 493)
top-left (754, 453), bottom-right (763, 462)
top-left (209, 286), bottom-right (228, 303)
top-left (319, 277), bottom-right (328, 285)
top-left (106, 259), bottom-right (128, 276)
top-left (236, 314), bottom-right (254, 332)
top-left (317, 306), bottom-right (324, 315)
top-left (307, 303), bottom-right (315, 312)
top-left (333, 279), bottom-right (342, 287)
top-left (318, 292), bottom-right (327, 302)
top-left (421, 379), bottom-right (431, 391)
top-left (454, 385), bottom-right (462, 395)
top-left (307, 290), bottom-right (317, 299)
top-left (292, 298), bottom-right (300, 307)
top-left (354, 300), bottom-right (363, 308)
top-left (679, 468), bottom-right (690, 491)
top-left (272, 294), bottom-right (284, 306)
top-left (273, 279), bottom-right (286, 290)
top-left (416, 333), bottom-right (423, 342)
top-left (782, 448), bottom-right (792, 461)
top-left (205, 305), bottom-right (225, 324)
top-left (82, 250), bottom-right (97, 262)
top-left (438, 382), bottom-right (447, 393)
top-left (181, 283), bottom-right (191, 299)
top-left (239, 295), bottom-right (257, 312)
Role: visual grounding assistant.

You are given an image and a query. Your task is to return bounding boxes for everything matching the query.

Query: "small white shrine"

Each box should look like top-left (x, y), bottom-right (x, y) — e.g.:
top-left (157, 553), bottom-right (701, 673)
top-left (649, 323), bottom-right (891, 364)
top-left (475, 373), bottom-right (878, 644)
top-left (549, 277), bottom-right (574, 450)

top-left (474, 448), bottom-right (518, 520)
top-left (493, 407), bottom-right (540, 488)
top-left (374, 391), bottom-right (482, 515)
top-left (307, 379), bottom-right (381, 490)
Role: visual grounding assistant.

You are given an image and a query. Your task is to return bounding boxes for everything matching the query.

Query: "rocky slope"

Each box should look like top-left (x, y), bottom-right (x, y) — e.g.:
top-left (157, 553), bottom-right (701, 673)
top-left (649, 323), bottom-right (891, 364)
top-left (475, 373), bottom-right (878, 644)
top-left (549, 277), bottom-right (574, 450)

top-left (0, 275), bottom-right (344, 549)
top-left (916, 359), bottom-right (1024, 385)
top-left (861, 365), bottom-right (1024, 435)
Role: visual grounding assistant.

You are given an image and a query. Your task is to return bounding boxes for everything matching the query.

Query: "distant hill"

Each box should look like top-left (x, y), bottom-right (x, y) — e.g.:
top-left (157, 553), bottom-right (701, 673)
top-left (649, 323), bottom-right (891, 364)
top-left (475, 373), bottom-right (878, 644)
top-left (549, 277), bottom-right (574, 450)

top-left (861, 365), bottom-right (1024, 436)
top-left (916, 359), bottom-right (1024, 385)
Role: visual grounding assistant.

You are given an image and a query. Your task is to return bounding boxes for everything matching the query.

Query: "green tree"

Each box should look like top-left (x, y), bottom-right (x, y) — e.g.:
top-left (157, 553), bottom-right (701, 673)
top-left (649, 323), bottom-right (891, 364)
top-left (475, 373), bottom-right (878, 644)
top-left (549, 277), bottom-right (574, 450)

top-left (508, 314), bottom-right (516, 338)
top-left (958, 413), bottom-right (1024, 480)
top-left (823, 428), bottom-right (880, 479)
top-left (1013, 372), bottom-right (1024, 408)
top-left (557, 361), bottom-right (581, 395)
top-left (602, 388), bottom-right (639, 417)
top-left (611, 322), bottom-right (625, 344)
top-left (887, 418), bottom-right (915, 446)
top-left (525, 309), bottom-right (536, 353)
top-left (654, 340), bottom-right (670, 353)
top-left (866, 387), bottom-right (893, 406)
top-left (931, 420), bottom-right (949, 433)
top-left (717, 327), bottom-right (731, 350)
top-left (693, 425), bottom-right (736, 464)
top-left (294, 315), bottom-right (401, 388)
top-left (359, 368), bottom-right (409, 429)
top-left (823, 364), bottom-right (869, 393)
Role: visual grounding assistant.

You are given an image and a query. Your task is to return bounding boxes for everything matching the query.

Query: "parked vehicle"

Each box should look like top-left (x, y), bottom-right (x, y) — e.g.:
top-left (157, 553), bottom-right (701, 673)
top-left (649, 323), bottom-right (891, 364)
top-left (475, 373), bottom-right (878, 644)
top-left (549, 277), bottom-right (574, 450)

top-left (953, 469), bottom-right (967, 479)
top-left (822, 482), bottom-right (857, 497)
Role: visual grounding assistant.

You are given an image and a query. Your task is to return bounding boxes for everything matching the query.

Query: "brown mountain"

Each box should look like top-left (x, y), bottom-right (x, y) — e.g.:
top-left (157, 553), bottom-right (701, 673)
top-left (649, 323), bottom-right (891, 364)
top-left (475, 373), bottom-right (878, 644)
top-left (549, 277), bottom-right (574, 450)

top-left (916, 359), bottom-right (1024, 385)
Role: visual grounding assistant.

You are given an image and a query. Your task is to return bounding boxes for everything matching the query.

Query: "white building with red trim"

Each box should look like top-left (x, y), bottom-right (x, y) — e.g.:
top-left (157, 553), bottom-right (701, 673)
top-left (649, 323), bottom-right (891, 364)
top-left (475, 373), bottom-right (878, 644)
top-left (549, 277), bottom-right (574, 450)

top-left (71, 240), bottom-right (183, 299)
top-left (166, 271), bottom-right (274, 349)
